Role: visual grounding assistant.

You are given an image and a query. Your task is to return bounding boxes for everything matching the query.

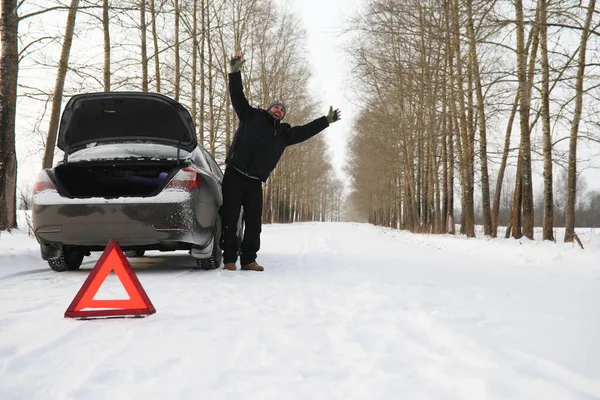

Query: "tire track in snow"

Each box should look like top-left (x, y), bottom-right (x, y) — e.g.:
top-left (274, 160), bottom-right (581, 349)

top-left (506, 350), bottom-right (600, 399)
top-left (0, 268), bottom-right (51, 281)
top-left (391, 306), bottom-right (600, 399)
top-left (0, 322), bottom-right (97, 400)
top-left (2, 322), bottom-right (88, 375)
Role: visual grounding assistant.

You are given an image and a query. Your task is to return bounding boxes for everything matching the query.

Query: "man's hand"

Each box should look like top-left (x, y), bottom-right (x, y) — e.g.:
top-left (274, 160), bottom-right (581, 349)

top-left (230, 50), bottom-right (246, 73)
top-left (327, 106), bottom-right (341, 124)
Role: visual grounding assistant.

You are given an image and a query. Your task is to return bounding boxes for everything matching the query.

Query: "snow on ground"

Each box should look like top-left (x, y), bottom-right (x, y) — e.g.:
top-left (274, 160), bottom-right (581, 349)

top-left (1, 220), bottom-right (599, 400)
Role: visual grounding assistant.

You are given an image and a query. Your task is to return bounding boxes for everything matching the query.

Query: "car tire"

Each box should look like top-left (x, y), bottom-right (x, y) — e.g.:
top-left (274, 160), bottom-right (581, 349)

top-left (124, 249), bottom-right (145, 258)
top-left (48, 246), bottom-right (84, 272)
top-left (196, 216), bottom-right (222, 270)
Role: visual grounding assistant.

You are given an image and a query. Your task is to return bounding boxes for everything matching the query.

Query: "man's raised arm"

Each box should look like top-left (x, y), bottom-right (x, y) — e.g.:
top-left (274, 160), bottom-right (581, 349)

top-left (285, 106), bottom-right (342, 146)
top-left (229, 50), bottom-right (252, 120)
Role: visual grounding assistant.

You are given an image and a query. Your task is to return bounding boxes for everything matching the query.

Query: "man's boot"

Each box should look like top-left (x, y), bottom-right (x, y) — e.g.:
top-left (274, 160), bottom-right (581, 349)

top-left (223, 262), bottom-right (237, 271)
top-left (241, 262), bottom-right (264, 271)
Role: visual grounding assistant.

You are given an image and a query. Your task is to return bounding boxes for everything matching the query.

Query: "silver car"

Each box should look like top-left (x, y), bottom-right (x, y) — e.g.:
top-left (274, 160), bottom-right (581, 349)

top-left (32, 92), bottom-right (224, 271)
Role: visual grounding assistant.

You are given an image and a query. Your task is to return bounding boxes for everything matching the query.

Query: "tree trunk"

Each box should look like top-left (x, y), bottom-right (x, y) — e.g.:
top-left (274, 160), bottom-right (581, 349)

top-left (174, 0), bottom-right (180, 100)
top-left (207, 16), bottom-right (215, 155)
top-left (451, 0), bottom-right (475, 237)
top-left (539, 0), bottom-right (554, 241)
top-left (0, 0), bottom-right (19, 230)
top-left (102, 0), bottom-right (110, 91)
top-left (515, 0), bottom-right (535, 239)
top-left (492, 91), bottom-right (518, 234)
top-left (191, 0), bottom-right (198, 124)
top-left (140, 0), bottom-right (148, 92)
top-left (492, 26), bottom-right (535, 235)
top-left (455, 113), bottom-right (467, 235)
top-left (441, 66), bottom-right (449, 234)
top-left (443, 0), bottom-right (455, 234)
top-left (510, 146), bottom-right (524, 239)
top-left (150, 0), bottom-right (161, 92)
top-left (565, 0), bottom-right (596, 242)
top-left (465, 0), bottom-right (492, 236)
top-left (401, 130), bottom-right (420, 232)
top-left (447, 114), bottom-right (455, 234)
top-left (198, 0), bottom-right (205, 146)
top-left (41, 0), bottom-right (80, 170)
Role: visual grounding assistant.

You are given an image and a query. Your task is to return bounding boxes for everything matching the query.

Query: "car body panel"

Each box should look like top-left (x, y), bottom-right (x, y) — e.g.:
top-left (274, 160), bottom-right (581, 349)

top-left (33, 189), bottom-right (217, 250)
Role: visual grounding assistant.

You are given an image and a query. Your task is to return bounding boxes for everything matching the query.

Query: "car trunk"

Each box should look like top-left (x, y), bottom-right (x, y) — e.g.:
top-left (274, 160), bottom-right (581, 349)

top-left (52, 162), bottom-right (180, 198)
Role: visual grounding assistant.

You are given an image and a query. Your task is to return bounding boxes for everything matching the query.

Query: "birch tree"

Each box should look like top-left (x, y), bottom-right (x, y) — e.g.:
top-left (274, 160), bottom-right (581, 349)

top-left (103, 0), bottom-right (111, 91)
top-left (42, 0), bottom-right (80, 169)
top-left (140, 0), bottom-right (149, 92)
top-left (0, 0), bottom-right (19, 230)
top-left (539, 0), bottom-right (554, 241)
top-left (564, 0), bottom-right (596, 243)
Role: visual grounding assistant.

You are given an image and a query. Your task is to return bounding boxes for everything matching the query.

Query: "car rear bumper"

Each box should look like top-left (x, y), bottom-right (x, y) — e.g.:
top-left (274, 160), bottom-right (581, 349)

top-left (32, 191), bottom-right (217, 249)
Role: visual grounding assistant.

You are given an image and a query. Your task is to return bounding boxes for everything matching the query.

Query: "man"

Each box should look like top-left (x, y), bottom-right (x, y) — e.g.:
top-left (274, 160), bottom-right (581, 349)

top-left (219, 50), bottom-right (341, 271)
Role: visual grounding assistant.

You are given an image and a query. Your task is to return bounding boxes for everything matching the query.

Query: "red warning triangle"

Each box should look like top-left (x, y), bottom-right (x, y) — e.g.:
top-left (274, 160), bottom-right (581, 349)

top-left (65, 239), bottom-right (156, 318)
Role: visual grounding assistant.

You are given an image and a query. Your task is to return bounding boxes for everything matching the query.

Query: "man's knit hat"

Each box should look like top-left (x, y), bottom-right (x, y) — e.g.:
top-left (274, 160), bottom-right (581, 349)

top-left (266, 100), bottom-right (287, 118)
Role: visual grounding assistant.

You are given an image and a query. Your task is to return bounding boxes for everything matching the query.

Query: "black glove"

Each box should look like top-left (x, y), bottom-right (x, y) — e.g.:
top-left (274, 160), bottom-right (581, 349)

top-left (327, 106), bottom-right (341, 124)
top-left (230, 53), bottom-right (246, 73)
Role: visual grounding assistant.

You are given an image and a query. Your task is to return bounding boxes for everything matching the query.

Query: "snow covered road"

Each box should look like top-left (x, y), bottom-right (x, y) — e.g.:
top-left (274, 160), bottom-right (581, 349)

top-left (1, 222), bottom-right (599, 399)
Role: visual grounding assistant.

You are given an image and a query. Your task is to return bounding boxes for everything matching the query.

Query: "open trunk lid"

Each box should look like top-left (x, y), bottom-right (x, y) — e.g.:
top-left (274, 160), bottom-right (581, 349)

top-left (58, 92), bottom-right (197, 153)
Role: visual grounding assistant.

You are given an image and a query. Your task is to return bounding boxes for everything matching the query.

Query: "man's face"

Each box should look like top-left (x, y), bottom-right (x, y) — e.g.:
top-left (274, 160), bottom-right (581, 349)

top-left (268, 104), bottom-right (285, 121)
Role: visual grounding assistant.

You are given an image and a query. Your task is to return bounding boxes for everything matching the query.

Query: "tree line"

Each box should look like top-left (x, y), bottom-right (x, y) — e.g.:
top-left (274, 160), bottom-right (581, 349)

top-left (346, 0), bottom-right (599, 243)
top-left (0, 0), bottom-right (343, 231)
top-left (2, 0), bottom-right (598, 239)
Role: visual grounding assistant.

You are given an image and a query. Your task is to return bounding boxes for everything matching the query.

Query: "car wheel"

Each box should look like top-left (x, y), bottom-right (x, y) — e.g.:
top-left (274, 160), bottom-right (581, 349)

top-left (47, 246), bottom-right (84, 272)
top-left (196, 216), bottom-right (222, 270)
top-left (124, 250), bottom-right (145, 258)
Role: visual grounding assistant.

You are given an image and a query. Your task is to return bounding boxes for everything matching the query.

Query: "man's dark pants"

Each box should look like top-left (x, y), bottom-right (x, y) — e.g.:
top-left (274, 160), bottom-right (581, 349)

top-left (219, 166), bottom-right (263, 265)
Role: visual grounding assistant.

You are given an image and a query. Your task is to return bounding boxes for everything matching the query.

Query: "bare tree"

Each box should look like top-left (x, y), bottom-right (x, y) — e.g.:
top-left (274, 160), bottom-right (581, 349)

top-left (173, 0), bottom-right (180, 100)
top-left (539, 0), bottom-right (554, 241)
top-left (103, 0), bottom-right (111, 91)
top-left (513, 0), bottom-right (536, 239)
top-left (451, 0), bottom-right (475, 237)
top-left (0, 0), bottom-right (19, 230)
top-left (492, 91), bottom-right (518, 235)
top-left (565, 0), bottom-right (596, 243)
top-left (191, 0), bottom-right (198, 124)
top-left (140, 0), bottom-right (149, 92)
top-left (149, 0), bottom-right (161, 92)
top-left (465, 0), bottom-right (492, 236)
top-left (198, 0), bottom-right (206, 146)
top-left (42, 0), bottom-right (80, 170)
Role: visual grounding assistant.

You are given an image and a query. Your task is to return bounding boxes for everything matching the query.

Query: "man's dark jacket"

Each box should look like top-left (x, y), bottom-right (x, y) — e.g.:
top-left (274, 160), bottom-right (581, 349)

top-left (226, 71), bottom-right (330, 182)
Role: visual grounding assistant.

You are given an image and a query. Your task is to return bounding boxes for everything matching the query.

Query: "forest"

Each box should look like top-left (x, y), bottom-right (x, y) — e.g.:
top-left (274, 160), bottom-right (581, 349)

top-left (1, 0), bottom-right (599, 243)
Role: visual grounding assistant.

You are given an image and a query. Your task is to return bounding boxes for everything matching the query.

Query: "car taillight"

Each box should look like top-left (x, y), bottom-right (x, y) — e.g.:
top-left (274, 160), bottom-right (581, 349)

top-left (33, 170), bottom-right (57, 194)
top-left (164, 168), bottom-right (201, 191)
